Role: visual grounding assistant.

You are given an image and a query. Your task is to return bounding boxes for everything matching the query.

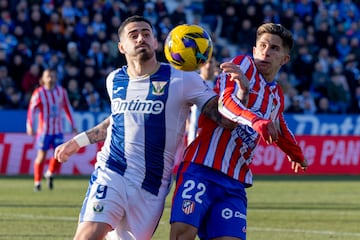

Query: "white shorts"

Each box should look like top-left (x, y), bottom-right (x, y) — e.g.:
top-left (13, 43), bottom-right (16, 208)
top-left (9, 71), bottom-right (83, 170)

top-left (79, 166), bottom-right (170, 240)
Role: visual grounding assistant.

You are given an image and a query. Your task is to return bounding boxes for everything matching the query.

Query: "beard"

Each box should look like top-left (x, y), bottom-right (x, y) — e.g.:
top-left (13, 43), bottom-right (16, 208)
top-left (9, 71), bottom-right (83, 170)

top-left (135, 45), bottom-right (155, 62)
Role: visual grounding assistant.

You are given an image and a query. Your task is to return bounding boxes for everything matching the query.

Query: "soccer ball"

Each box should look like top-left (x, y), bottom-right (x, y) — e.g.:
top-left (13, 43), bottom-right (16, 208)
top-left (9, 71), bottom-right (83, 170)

top-left (164, 24), bottom-right (213, 71)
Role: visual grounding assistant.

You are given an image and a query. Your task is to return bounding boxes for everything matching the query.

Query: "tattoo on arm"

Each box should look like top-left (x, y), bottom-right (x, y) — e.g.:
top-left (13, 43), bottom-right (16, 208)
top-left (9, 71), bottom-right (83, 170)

top-left (86, 117), bottom-right (110, 144)
top-left (202, 97), bottom-right (236, 129)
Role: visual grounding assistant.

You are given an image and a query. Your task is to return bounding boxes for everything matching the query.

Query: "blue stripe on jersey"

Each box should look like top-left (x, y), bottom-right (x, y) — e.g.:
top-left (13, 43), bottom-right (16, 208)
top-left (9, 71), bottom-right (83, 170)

top-left (142, 65), bottom-right (170, 195)
top-left (107, 68), bottom-right (128, 175)
top-left (106, 65), bottom-right (171, 196)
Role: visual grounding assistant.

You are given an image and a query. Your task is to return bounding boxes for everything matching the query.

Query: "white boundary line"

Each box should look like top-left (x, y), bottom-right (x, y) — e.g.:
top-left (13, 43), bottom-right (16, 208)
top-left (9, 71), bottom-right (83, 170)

top-left (249, 227), bottom-right (360, 237)
top-left (0, 213), bottom-right (77, 221)
top-left (250, 208), bottom-right (360, 216)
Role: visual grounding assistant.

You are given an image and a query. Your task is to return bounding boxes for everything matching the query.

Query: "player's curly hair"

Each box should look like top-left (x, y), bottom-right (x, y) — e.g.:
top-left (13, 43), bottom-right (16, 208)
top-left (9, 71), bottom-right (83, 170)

top-left (256, 23), bottom-right (294, 52)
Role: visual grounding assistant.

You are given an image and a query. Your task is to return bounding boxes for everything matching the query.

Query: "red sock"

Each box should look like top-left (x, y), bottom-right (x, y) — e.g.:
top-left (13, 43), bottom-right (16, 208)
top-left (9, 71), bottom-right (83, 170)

top-left (48, 157), bottom-right (61, 175)
top-left (34, 162), bottom-right (45, 183)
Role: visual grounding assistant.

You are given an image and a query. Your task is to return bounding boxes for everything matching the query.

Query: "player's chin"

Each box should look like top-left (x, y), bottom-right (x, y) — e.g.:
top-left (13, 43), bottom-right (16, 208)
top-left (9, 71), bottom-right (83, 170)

top-left (138, 51), bottom-right (154, 61)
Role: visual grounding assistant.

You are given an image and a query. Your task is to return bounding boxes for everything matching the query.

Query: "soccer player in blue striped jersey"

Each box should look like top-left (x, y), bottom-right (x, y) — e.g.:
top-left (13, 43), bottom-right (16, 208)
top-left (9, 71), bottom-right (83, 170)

top-left (54, 15), bottom-right (235, 240)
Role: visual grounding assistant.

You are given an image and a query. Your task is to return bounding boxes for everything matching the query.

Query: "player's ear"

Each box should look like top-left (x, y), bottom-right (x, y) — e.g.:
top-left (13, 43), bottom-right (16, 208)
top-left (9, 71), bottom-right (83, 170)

top-left (153, 38), bottom-right (159, 50)
top-left (118, 42), bottom-right (126, 54)
top-left (281, 54), bottom-right (290, 65)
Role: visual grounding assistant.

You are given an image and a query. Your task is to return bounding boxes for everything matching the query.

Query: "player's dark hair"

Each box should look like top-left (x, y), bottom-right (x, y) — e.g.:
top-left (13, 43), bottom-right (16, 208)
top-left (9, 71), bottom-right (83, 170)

top-left (256, 23), bottom-right (293, 52)
top-left (117, 15), bottom-right (153, 40)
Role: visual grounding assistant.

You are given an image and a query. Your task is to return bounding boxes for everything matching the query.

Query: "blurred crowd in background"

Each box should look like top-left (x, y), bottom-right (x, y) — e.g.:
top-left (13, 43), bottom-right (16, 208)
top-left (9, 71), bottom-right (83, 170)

top-left (0, 0), bottom-right (360, 114)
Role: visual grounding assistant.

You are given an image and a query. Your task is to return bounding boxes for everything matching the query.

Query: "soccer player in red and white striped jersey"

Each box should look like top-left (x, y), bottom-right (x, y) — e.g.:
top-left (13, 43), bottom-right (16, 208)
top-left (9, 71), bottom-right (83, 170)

top-left (26, 67), bottom-right (76, 191)
top-left (170, 23), bottom-right (309, 240)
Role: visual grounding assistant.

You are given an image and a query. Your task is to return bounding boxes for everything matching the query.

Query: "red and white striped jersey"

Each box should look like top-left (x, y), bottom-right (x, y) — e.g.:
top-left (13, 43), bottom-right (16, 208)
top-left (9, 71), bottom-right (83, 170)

top-left (26, 85), bottom-right (75, 135)
top-left (182, 55), bottom-right (304, 186)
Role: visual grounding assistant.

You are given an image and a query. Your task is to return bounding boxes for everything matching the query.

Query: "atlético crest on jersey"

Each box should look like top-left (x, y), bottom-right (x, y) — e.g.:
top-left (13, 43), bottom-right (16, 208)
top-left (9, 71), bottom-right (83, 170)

top-left (182, 200), bottom-right (195, 215)
top-left (151, 81), bottom-right (167, 96)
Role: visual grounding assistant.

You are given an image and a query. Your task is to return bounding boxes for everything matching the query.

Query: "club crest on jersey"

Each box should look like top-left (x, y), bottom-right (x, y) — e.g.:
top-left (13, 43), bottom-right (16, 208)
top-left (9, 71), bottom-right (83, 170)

top-left (151, 81), bottom-right (167, 96)
top-left (93, 202), bottom-right (104, 212)
top-left (182, 200), bottom-right (195, 215)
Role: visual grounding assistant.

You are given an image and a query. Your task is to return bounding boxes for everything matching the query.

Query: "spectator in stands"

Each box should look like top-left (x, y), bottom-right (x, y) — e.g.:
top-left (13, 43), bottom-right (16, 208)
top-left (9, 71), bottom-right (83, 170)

top-left (0, 65), bottom-right (13, 91)
top-left (0, 23), bottom-right (17, 58)
top-left (354, 86), bottom-right (360, 112)
top-left (220, 4), bottom-right (239, 44)
top-left (7, 53), bottom-right (28, 90)
top-left (82, 81), bottom-right (101, 112)
top-left (292, 44), bottom-right (314, 91)
top-left (74, 0), bottom-right (89, 21)
top-left (286, 95), bottom-right (304, 113)
top-left (316, 96), bottom-right (335, 114)
top-left (21, 63), bottom-right (41, 104)
top-left (65, 41), bottom-right (84, 69)
top-left (3, 85), bottom-right (24, 109)
top-left (170, 3), bottom-right (187, 26)
top-left (327, 63), bottom-right (351, 113)
top-left (66, 78), bottom-right (87, 111)
top-left (154, 0), bottom-right (169, 18)
top-left (311, 60), bottom-right (329, 100)
top-left (61, 0), bottom-right (76, 24)
top-left (300, 90), bottom-right (317, 114)
top-left (143, 2), bottom-right (157, 26)
top-left (74, 14), bottom-right (89, 42)
top-left (29, 3), bottom-right (46, 30)
top-left (14, 6), bottom-right (32, 37)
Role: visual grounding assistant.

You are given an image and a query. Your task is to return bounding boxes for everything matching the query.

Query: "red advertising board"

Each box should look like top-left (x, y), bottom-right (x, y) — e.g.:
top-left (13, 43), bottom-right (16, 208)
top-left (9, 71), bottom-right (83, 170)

top-left (253, 135), bottom-right (360, 175)
top-left (0, 133), bottom-right (359, 175)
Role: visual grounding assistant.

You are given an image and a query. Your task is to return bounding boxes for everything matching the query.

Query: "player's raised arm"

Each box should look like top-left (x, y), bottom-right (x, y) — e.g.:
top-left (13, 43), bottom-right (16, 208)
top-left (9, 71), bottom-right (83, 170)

top-left (54, 117), bottom-right (110, 163)
top-left (220, 61), bottom-right (250, 106)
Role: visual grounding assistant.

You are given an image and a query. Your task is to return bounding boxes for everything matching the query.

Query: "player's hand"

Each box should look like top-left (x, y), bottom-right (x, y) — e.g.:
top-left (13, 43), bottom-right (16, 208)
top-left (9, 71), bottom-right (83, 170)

top-left (72, 127), bottom-right (78, 134)
top-left (251, 117), bottom-right (278, 144)
top-left (220, 62), bottom-right (249, 92)
top-left (26, 127), bottom-right (33, 136)
top-left (54, 139), bottom-right (80, 163)
top-left (289, 156), bottom-right (308, 173)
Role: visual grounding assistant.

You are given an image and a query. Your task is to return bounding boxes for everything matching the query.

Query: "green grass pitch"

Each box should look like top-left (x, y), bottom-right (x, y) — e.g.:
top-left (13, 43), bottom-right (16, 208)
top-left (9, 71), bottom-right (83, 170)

top-left (0, 175), bottom-right (359, 240)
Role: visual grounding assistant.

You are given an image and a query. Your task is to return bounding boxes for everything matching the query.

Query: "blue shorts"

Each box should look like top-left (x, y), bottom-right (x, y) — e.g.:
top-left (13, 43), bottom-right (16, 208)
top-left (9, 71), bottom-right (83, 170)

top-left (36, 133), bottom-right (64, 151)
top-left (170, 162), bottom-right (247, 240)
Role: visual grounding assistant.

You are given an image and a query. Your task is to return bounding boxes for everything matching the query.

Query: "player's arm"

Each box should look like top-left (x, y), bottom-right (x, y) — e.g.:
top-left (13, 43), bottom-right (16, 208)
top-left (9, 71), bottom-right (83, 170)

top-left (26, 91), bottom-right (39, 136)
top-left (54, 116), bottom-right (110, 163)
top-left (218, 62), bottom-right (277, 144)
top-left (201, 97), bottom-right (237, 129)
top-left (275, 113), bottom-right (308, 172)
top-left (220, 62), bottom-right (249, 106)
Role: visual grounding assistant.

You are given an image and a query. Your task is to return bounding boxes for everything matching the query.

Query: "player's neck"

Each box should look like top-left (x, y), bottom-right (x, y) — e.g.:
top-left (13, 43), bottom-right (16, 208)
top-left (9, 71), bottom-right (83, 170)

top-left (43, 83), bottom-right (55, 90)
top-left (127, 60), bottom-right (160, 78)
top-left (200, 73), bottom-right (214, 81)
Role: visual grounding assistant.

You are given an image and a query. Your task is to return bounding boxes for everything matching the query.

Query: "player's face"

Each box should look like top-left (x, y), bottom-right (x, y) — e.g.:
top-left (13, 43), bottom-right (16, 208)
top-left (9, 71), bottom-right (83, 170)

top-left (118, 21), bottom-right (158, 61)
top-left (41, 70), bottom-right (57, 87)
top-left (253, 33), bottom-right (290, 82)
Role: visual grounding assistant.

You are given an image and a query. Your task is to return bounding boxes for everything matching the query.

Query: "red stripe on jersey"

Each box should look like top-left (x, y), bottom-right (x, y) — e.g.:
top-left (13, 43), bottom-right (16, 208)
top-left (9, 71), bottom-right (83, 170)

top-left (213, 129), bottom-right (232, 169)
top-left (239, 162), bottom-right (249, 182)
top-left (227, 136), bottom-right (243, 176)
top-left (27, 85), bottom-right (75, 135)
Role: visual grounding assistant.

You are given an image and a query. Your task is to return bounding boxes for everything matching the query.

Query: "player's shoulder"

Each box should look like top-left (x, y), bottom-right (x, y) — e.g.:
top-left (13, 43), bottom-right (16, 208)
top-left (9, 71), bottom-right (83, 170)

top-left (160, 62), bottom-right (201, 79)
top-left (231, 54), bottom-right (254, 65)
top-left (108, 67), bottom-right (125, 77)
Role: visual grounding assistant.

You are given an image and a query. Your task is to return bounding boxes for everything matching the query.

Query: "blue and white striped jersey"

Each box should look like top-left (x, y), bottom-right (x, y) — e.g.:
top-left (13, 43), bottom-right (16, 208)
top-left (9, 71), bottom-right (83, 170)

top-left (96, 63), bottom-right (216, 196)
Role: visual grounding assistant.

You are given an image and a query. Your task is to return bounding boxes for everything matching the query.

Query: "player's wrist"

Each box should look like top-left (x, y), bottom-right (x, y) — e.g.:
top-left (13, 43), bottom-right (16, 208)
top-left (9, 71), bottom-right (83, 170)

top-left (73, 132), bottom-right (90, 148)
